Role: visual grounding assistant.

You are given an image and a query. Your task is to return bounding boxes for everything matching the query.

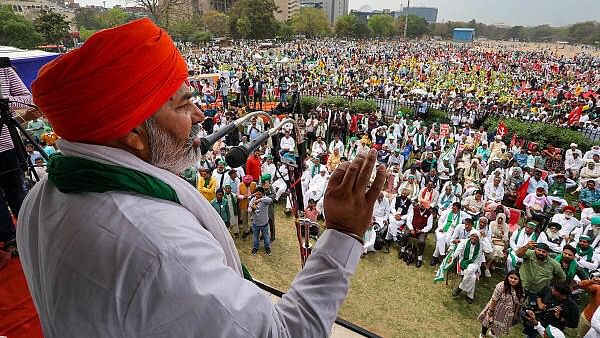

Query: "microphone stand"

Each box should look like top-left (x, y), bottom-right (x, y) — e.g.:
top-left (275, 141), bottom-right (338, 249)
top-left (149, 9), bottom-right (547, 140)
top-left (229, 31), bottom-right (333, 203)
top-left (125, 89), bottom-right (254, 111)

top-left (0, 59), bottom-right (48, 183)
top-left (271, 118), bottom-right (312, 268)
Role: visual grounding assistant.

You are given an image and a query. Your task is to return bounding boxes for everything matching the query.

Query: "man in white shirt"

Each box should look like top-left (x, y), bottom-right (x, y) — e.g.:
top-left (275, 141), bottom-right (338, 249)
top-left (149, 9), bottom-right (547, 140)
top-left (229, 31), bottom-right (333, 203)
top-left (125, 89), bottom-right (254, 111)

top-left (279, 130), bottom-right (296, 155)
top-left (484, 176), bottom-right (505, 203)
top-left (16, 20), bottom-right (388, 337)
top-left (551, 206), bottom-right (581, 239)
top-left (311, 136), bottom-right (327, 157)
top-left (260, 155), bottom-right (276, 179)
top-left (431, 202), bottom-right (468, 266)
top-left (328, 134), bottom-right (345, 154)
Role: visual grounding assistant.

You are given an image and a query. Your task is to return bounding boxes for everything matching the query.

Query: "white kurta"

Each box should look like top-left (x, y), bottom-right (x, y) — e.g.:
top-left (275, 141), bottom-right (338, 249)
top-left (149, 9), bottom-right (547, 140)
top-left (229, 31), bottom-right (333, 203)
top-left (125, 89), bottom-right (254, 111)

top-left (452, 239), bottom-right (486, 298)
top-left (17, 140), bottom-right (363, 338)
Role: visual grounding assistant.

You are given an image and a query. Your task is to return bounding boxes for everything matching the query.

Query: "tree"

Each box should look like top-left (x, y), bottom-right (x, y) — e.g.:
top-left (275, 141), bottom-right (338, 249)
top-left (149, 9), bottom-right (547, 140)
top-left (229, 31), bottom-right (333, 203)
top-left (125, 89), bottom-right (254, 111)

top-left (568, 22), bottom-right (598, 44)
top-left (97, 7), bottom-right (129, 28)
top-left (133, 0), bottom-right (182, 27)
top-left (290, 7), bottom-right (330, 37)
top-left (73, 7), bottom-right (102, 30)
top-left (505, 25), bottom-right (527, 41)
top-left (395, 15), bottom-right (428, 38)
top-left (191, 31), bottom-right (212, 45)
top-left (33, 9), bottom-right (70, 45)
top-left (201, 10), bottom-right (229, 37)
top-left (334, 14), bottom-right (370, 38)
top-left (78, 27), bottom-right (96, 41)
top-left (368, 14), bottom-right (394, 37)
top-left (0, 5), bottom-right (42, 48)
top-left (228, 0), bottom-right (278, 39)
top-left (334, 14), bottom-right (357, 37)
top-left (236, 16), bottom-right (252, 39)
top-left (278, 21), bottom-right (293, 39)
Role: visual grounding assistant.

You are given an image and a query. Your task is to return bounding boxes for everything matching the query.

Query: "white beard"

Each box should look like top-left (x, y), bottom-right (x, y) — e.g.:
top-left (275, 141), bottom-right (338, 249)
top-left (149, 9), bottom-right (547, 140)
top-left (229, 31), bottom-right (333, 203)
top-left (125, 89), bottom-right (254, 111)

top-left (144, 117), bottom-right (201, 174)
top-left (593, 227), bottom-right (600, 238)
top-left (546, 230), bottom-right (559, 241)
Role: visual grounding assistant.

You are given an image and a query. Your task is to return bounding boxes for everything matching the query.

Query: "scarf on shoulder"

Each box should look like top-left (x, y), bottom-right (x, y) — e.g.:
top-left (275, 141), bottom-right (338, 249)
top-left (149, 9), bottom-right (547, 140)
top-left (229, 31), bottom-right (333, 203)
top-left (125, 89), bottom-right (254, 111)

top-left (460, 239), bottom-right (480, 270)
top-left (577, 244), bottom-right (594, 262)
top-left (555, 254), bottom-right (577, 281)
top-left (48, 140), bottom-right (246, 279)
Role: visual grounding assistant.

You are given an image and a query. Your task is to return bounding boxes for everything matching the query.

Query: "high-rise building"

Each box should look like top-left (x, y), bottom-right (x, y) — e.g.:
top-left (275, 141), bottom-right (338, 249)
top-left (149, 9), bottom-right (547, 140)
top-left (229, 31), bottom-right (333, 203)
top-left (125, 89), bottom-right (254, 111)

top-left (302, 0), bottom-right (346, 25)
top-left (273, 0), bottom-right (300, 21)
top-left (401, 6), bottom-right (438, 23)
top-left (327, 0), bottom-right (347, 25)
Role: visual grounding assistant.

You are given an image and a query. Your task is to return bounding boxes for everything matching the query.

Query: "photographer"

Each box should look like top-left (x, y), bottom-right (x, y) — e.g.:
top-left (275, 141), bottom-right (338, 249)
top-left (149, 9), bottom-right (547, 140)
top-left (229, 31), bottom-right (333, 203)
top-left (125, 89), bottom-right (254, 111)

top-left (523, 284), bottom-right (578, 337)
top-left (0, 64), bottom-right (35, 256)
top-left (524, 309), bottom-right (566, 338)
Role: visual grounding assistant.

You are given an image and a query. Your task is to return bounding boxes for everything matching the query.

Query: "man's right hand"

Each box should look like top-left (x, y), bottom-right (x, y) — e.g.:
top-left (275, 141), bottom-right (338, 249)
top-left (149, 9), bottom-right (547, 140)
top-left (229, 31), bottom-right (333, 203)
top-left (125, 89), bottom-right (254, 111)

top-left (527, 240), bottom-right (537, 249)
top-left (324, 149), bottom-right (386, 238)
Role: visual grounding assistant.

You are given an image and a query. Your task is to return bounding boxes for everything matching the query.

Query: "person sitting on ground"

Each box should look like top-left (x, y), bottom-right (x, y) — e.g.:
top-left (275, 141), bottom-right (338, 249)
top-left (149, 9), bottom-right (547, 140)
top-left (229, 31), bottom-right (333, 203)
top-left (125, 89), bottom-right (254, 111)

top-left (580, 179), bottom-right (600, 208)
top-left (524, 187), bottom-right (553, 219)
top-left (538, 223), bottom-right (567, 256)
top-left (463, 190), bottom-right (485, 220)
top-left (486, 213), bottom-right (509, 274)
top-left (547, 173), bottom-right (576, 208)
top-left (552, 205), bottom-right (582, 240)
top-left (387, 189), bottom-right (412, 253)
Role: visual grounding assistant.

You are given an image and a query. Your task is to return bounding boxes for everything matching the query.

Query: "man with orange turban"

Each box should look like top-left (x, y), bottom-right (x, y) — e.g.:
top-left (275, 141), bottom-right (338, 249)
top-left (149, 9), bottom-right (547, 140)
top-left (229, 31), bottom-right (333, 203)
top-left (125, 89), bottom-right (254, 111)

top-left (16, 19), bottom-right (387, 337)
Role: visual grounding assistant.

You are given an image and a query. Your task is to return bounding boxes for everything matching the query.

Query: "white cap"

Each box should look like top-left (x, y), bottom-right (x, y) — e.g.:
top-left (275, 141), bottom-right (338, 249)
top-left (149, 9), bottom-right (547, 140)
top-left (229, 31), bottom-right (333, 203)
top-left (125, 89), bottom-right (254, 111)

top-left (570, 143), bottom-right (577, 148)
top-left (469, 229), bottom-right (480, 238)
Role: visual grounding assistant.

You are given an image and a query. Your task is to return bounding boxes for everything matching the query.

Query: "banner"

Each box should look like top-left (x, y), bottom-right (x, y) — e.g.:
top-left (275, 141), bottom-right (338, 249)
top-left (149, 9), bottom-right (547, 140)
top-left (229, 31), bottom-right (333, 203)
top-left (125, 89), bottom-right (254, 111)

top-left (440, 124), bottom-right (450, 138)
top-left (497, 120), bottom-right (508, 137)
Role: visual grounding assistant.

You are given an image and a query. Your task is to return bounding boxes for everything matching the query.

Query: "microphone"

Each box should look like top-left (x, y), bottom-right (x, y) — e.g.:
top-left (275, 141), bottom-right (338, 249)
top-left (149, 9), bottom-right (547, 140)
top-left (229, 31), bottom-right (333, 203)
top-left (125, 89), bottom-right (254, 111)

top-left (225, 132), bottom-right (270, 168)
top-left (199, 122), bottom-right (238, 155)
top-left (199, 111), bottom-right (273, 155)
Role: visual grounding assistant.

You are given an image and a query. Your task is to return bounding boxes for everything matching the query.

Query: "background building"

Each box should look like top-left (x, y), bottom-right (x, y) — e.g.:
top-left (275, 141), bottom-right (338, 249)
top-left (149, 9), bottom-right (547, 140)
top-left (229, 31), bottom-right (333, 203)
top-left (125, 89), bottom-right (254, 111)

top-left (273, 0), bottom-right (299, 21)
top-left (401, 6), bottom-right (437, 23)
top-left (453, 28), bottom-right (475, 42)
top-left (3, 0), bottom-right (76, 22)
top-left (301, 0), bottom-right (346, 25)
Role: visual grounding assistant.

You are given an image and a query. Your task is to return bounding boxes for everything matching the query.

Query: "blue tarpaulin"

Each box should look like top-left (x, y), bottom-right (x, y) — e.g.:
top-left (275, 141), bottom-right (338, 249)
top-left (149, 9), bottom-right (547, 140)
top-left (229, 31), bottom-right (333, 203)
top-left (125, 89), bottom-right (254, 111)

top-left (0, 46), bottom-right (60, 90)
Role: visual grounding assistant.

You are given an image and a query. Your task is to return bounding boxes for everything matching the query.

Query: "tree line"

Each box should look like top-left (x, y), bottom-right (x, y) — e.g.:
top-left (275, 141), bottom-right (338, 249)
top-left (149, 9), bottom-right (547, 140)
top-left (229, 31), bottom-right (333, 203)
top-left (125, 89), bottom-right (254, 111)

top-left (2, 0), bottom-right (599, 49)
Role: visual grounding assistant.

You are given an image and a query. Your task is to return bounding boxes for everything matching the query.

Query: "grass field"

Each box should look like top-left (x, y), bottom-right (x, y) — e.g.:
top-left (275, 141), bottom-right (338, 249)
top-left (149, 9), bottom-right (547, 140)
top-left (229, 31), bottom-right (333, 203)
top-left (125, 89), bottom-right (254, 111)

top-left (235, 204), bottom-right (543, 338)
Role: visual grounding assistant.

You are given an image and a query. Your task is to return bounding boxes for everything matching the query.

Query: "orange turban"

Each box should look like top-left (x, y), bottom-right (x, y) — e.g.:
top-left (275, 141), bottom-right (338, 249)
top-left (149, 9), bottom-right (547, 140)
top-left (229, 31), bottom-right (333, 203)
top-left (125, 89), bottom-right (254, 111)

top-left (32, 18), bottom-right (188, 143)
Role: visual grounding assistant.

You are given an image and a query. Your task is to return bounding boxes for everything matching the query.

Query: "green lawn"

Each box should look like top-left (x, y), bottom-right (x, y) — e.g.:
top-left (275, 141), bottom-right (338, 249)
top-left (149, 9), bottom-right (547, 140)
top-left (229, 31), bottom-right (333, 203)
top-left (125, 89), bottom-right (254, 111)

top-left (235, 205), bottom-right (543, 338)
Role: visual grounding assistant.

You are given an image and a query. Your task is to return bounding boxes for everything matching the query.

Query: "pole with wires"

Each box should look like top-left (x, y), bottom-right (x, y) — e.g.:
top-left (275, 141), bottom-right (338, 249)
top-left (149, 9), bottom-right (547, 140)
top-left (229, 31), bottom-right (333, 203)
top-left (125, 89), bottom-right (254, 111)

top-left (403, 0), bottom-right (411, 39)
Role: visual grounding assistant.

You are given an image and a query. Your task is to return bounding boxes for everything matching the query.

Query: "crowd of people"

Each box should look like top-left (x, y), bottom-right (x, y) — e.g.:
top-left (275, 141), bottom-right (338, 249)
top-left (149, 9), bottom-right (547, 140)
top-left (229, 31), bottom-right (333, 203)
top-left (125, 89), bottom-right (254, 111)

top-left (173, 39), bottom-right (600, 338)
top-left (182, 39), bottom-right (600, 132)
top-left (3, 35), bottom-right (600, 337)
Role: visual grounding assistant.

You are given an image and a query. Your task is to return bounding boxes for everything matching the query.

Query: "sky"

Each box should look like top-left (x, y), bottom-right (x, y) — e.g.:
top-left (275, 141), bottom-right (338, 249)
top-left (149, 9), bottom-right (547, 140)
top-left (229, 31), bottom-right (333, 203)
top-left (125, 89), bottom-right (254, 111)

top-left (349, 0), bottom-right (600, 27)
top-left (74, 0), bottom-right (600, 27)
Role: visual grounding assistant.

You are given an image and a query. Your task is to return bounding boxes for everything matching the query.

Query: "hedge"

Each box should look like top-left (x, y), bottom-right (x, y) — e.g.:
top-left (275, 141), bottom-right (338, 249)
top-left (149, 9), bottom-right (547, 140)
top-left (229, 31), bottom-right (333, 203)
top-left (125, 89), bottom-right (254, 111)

top-left (322, 96), bottom-right (350, 108)
top-left (349, 99), bottom-right (377, 114)
top-left (483, 117), bottom-right (599, 150)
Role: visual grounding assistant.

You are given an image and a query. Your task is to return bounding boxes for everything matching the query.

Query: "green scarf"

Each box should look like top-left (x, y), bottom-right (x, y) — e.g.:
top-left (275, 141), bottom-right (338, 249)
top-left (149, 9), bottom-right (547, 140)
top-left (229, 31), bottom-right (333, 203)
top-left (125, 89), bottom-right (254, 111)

top-left (556, 254), bottom-right (577, 281)
top-left (48, 154), bottom-right (180, 203)
top-left (577, 244), bottom-right (594, 262)
top-left (47, 154), bottom-right (253, 282)
top-left (460, 240), bottom-right (480, 270)
top-left (443, 211), bottom-right (460, 232)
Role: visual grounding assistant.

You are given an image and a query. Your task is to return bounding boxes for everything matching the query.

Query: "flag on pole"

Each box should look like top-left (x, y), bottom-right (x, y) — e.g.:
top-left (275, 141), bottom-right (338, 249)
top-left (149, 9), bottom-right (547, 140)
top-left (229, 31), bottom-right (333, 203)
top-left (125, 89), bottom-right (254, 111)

top-left (515, 178), bottom-right (530, 209)
top-left (568, 106), bottom-right (583, 126)
top-left (497, 120), bottom-right (508, 137)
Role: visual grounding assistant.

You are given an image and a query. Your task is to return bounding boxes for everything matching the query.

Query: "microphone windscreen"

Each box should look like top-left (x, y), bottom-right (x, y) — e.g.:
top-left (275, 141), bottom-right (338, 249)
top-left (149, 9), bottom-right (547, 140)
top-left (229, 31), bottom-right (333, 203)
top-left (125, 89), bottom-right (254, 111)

top-left (225, 146), bottom-right (249, 168)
